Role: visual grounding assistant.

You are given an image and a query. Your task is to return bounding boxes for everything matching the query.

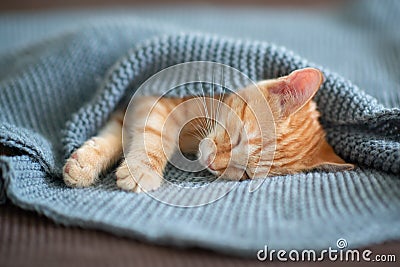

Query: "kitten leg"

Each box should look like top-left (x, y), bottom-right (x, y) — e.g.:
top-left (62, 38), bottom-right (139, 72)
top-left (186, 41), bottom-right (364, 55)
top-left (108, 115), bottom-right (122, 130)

top-left (63, 112), bottom-right (123, 187)
top-left (116, 97), bottom-right (181, 193)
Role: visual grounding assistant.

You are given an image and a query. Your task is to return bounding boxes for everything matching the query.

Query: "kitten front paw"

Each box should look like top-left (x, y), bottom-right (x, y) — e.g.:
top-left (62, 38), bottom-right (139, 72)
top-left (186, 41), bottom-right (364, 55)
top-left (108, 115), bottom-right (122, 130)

top-left (63, 138), bottom-right (101, 187)
top-left (116, 160), bottom-right (162, 193)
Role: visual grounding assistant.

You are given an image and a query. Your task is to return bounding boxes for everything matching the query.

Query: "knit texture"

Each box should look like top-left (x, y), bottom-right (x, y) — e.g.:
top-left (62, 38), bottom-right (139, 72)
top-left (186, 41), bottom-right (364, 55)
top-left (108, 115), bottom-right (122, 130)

top-left (1, 0), bottom-right (400, 256)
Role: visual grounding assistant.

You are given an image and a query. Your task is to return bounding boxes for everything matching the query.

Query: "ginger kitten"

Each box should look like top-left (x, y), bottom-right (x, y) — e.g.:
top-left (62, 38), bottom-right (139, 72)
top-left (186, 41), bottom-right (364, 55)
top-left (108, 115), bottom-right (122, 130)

top-left (63, 68), bottom-right (353, 192)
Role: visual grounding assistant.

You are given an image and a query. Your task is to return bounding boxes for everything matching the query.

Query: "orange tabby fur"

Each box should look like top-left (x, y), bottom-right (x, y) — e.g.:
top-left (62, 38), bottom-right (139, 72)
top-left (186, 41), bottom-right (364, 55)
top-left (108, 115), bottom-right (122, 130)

top-left (63, 68), bottom-right (353, 192)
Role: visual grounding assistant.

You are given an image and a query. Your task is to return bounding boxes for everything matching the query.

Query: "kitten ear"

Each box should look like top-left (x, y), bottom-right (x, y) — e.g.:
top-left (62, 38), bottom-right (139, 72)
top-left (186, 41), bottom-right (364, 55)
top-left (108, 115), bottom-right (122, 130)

top-left (311, 140), bottom-right (354, 172)
top-left (269, 68), bottom-right (324, 118)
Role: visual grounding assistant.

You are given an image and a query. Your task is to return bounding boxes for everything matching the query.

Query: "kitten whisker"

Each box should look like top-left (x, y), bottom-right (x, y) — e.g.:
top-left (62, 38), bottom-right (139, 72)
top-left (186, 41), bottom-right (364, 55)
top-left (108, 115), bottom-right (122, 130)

top-left (210, 64), bottom-right (217, 124)
top-left (195, 70), bottom-right (212, 126)
top-left (186, 132), bottom-right (203, 141)
top-left (213, 66), bottom-right (226, 130)
top-left (188, 120), bottom-right (208, 139)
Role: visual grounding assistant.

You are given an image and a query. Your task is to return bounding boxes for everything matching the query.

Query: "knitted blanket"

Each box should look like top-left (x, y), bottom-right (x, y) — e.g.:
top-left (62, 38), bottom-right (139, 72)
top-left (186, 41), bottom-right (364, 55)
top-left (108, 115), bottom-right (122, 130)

top-left (1, 0), bottom-right (399, 256)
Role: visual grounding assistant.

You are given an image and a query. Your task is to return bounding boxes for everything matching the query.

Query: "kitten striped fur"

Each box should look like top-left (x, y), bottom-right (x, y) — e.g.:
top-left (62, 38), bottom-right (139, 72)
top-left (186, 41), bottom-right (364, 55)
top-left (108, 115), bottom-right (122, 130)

top-left (63, 68), bottom-right (353, 192)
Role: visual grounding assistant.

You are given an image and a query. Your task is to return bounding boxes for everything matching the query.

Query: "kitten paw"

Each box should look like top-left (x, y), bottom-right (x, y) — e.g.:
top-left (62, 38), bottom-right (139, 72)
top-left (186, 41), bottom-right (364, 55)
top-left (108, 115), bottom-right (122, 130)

top-left (116, 161), bottom-right (162, 193)
top-left (63, 138), bottom-right (102, 187)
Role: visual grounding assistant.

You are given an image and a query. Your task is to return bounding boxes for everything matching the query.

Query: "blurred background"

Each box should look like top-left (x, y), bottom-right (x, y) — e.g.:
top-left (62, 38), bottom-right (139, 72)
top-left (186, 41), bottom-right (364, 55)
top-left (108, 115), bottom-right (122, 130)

top-left (1, 0), bottom-right (345, 11)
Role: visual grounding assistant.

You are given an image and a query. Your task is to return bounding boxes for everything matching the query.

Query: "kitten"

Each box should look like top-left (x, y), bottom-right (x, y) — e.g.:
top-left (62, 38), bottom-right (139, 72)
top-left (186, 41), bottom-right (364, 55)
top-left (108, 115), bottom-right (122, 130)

top-left (63, 68), bottom-right (353, 192)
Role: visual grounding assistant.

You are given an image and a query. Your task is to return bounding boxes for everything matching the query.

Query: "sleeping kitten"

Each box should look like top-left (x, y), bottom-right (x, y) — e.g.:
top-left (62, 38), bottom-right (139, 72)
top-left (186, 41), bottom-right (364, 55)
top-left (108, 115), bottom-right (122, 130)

top-left (63, 68), bottom-right (353, 192)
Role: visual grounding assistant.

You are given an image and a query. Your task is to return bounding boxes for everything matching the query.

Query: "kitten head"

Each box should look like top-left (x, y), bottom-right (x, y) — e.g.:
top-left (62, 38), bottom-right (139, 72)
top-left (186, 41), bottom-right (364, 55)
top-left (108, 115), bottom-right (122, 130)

top-left (198, 68), bottom-right (353, 179)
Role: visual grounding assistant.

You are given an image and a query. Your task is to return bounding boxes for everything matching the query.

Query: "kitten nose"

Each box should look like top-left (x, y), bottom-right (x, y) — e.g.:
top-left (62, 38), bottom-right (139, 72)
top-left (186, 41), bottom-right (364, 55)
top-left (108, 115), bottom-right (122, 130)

top-left (199, 138), bottom-right (217, 167)
top-left (208, 163), bottom-right (216, 171)
top-left (204, 153), bottom-right (216, 170)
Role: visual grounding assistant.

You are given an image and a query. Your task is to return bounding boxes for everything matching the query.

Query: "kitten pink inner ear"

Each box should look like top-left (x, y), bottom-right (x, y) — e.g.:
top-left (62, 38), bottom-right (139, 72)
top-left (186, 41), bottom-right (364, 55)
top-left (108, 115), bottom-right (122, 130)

top-left (270, 68), bottom-right (324, 117)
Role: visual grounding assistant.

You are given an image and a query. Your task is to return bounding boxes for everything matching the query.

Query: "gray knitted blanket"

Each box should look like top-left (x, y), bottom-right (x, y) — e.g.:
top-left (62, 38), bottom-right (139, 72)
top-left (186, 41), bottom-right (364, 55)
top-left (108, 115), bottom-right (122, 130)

top-left (1, 0), bottom-right (399, 256)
